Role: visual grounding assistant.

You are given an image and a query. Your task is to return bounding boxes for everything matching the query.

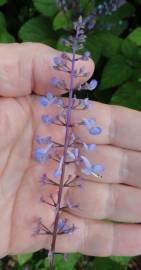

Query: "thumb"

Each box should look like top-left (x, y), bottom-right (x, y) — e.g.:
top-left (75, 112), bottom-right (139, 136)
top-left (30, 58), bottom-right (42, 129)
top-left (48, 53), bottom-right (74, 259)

top-left (0, 43), bottom-right (94, 97)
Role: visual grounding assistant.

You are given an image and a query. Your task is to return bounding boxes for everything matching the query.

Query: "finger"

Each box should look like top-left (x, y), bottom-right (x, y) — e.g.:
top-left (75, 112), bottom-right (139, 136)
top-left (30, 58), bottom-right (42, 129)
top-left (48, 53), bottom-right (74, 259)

top-left (71, 101), bottom-right (141, 151)
top-left (47, 214), bottom-right (141, 256)
top-left (0, 43), bottom-right (94, 97)
top-left (78, 144), bottom-right (141, 188)
top-left (66, 180), bottom-right (141, 223)
top-left (9, 175), bottom-right (141, 257)
top-left (31, 96), bottom-right (141, 186)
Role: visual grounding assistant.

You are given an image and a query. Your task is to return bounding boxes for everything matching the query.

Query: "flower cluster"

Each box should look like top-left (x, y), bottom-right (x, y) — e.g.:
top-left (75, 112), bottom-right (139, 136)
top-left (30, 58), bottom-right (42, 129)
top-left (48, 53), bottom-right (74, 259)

top-left (85, 0), bottom-right (125, 30)
top-left (34, 16), bottom-right (104, 269)
top-left (56, 0), bottom-right (68, 12)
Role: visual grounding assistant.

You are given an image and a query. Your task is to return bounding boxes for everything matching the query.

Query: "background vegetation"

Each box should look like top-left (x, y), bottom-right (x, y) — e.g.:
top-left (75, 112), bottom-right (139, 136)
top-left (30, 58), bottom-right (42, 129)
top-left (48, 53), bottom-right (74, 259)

top-left (0, 0), bottom-right (141, 269)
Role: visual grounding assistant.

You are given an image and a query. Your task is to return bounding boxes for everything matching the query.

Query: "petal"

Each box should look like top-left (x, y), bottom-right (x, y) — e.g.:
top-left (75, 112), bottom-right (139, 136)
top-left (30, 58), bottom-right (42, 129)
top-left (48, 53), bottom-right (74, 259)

top-left (81, 155), bottom-right (92, 169)
top-left (92, 164), bottom-right (104, 174)
top-left (89, 127), bottom-right (102, 135)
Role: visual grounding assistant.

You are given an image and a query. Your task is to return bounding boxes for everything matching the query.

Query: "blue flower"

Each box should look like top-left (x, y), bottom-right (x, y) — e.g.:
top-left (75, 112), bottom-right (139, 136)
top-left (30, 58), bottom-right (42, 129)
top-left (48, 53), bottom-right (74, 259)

top-left (53, 56), bottom-right (64, 66)
top-left (83, 143), bottom-right (96, 151)
top-left (34, 148), bottom-right (47, 163)
top-left (40, 96), bottom-right (49, 107)
top-left (57, 219), bottom-right (76, 235)
top-left (41, 115), bottom-right (54, 124)
top-left (36, 136), bottom-right (51, 145)
top-left (87, 79), bottom-right (98, 90)
top-left (89, 127), bottom-right (102, 135)
top-left (40, 92), bottom-right (56, 107)
top-left (55, 98), bottom-right (65, 108)
top-left (67, 148), bottom-right (79, 160)
top-left (82, 118), bottom-right (96, 129)
top-left (54, 156), bottom-right (64, 177)
top-left (34, 143), bottom-right (54, 163)
top-left (82, 79), bottom-right (98, 91)
top-left (51, 76), bottom-right (60, 87)
top-left (80, 155), bottom-right (104, 176)
top-left (82, 51), bottom-right (91, 61)
top-left (81, 98), bottom-right (92, 109)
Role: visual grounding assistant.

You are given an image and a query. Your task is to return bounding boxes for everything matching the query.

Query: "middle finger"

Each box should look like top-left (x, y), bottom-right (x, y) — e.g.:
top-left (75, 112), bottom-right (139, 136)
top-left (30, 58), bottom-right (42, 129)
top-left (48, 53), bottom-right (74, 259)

top-left (78, 144), bottom-right (141, 188)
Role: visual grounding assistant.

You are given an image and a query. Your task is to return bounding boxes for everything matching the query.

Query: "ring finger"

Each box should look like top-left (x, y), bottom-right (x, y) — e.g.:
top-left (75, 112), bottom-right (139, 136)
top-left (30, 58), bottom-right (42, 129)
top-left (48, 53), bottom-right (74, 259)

top-left (66, 180), bottom-right (141, 223)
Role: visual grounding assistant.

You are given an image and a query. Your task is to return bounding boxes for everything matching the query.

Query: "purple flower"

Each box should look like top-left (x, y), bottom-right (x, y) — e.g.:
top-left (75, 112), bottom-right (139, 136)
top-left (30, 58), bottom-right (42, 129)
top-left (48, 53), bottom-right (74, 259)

top-left (87, 79), bottom-right (98, 90)
top-left (40, 96), bottom-right (49, 107)
top-left (36, 136), bottom-right (51, 145)
top-left (82, 118), bottom-right (96, 129)
top-left (53, 56), bottom-right (65, 66)
top-left (41, 115), bottom-right (54, 124)
top-left (55, 98), bottom-right (65, 108)
top-left (34, 148), bottom-right (47, 163)
top-left (89, 127), bottom-right (102, 135)
top-left (51, 76), bottom-right (66, 90)
top-left (81, 156), bottom-right (104, 176)
top-left (80, 98), bottom-right (92, 109)
top-left (82, 51), bottom-right (91, 61)
top-left (51, 76), bottom-right (60, 87)
top-left (40, 92), bottom-right (57, 108)
top-left (40, 173), bottom-right (48, 185)
top-left (57, 219), bottom-right (76, 235)
top-left (83, 143), bottom-right (96, 151)
top-left (54, 156), bottom-right (64, 177)
top-left (34, 142), bottom-right (53, 163)
top-left (67, 148), bottom-right (79, 160)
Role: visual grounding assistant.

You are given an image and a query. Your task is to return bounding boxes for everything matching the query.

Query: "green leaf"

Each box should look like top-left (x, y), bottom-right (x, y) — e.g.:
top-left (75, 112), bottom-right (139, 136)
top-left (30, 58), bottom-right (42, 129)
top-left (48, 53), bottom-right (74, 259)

top-left (122, 38), bottom-right (141, 63)
top-left (85, 34), bottom-right (102, 64)
top-left (97, 33), bottom-right (122, 58)
top-left (0, 0), bottom-right (7, 6)
top-left (128, 27), bottom-right (141, 46)
top-left (110, 256), bottom-right (131, 266)
top-left (132, 68), bottom-right (141, 82)
top-left (19, 16), bottom-right (56, 46)
top-left (134, 0), bottom-right (141, 4)
top-left (93, 257), bottom-right (124, 270)
top-left (117, 3), bottom-right (135, 19)
top-left (33, 0), bottom-right (58, 17)
top-left (0, 12), bottom-right (6, 30)
top-left (16, 253), bottom-right (33, 266)
top-left (0, 31), bottom-right (15, 43)
top-left (45, 254), bottom-right (80, 270)
top-left (55, 254), bottom-right (80, 270)
top-left (95, 13), bottom-right (128, 36)
top-left (79, 0), bottom-right (94, 14)
top-left (100, 55), bottom-right (133, 90)
top-left (110, 82), bottom-right (141, 111)
top-left (53, 11), bottom-right (68, 30)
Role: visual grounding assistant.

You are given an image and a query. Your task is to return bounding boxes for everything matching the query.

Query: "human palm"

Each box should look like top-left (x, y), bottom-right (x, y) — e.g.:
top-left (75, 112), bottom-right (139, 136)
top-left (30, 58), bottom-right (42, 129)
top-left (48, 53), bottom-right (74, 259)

top-left (1, 43), bottom-right (141, 259)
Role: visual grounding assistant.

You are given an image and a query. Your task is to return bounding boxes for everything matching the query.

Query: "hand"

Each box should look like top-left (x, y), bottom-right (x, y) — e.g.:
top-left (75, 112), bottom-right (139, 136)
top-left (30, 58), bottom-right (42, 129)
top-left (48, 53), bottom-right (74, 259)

top-left (0, 43), bottom-right (141, 258)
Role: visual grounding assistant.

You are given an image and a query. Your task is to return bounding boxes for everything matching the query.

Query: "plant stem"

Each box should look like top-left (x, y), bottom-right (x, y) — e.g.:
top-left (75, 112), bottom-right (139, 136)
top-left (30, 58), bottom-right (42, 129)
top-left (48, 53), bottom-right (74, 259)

top-left (49, 30), bottom-right (79, 269)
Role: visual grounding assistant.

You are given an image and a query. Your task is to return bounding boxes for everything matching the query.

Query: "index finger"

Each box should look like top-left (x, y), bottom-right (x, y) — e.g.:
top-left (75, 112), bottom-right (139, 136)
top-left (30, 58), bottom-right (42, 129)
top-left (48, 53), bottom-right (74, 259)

top-left (0, 43), bottom-right (94, 97)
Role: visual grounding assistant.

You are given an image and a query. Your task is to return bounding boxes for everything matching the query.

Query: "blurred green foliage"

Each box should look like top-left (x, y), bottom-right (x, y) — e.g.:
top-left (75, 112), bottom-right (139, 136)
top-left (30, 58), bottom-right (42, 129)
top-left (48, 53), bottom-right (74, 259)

top-left (0, 0), bottom-right (141, 269)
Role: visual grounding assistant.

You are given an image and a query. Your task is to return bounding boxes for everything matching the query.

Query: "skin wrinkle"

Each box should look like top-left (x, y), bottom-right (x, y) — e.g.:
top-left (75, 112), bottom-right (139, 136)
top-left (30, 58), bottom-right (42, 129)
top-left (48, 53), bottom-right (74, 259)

top-left (79, 219), bottom-right (89, 254)
top-left (8, 103), bottom-right (33, 254)
top-left (8, 169), bottom-right (29, 254)
top-left (5, 99), bottom-right (33, 254)
top-left (109, 105), bottom-right (117, 145)
top-left (2, 125), bottom-right (27, 254)
top-left (109, 184), bottom-right (119, 221)
top-left (120, 149), bottom-right (129, 181)
top-left (104, 184), bottom-right (115, 220)
top-left (0, 146), bottom-right (15, 195)
top-left (109, 222), bottom-right (115, 256)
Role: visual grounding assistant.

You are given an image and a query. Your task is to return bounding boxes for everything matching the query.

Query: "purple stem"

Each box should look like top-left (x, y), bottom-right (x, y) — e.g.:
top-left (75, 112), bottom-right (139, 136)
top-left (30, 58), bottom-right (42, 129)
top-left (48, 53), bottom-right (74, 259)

top-left (49, 29), bottom-right (80, 269)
